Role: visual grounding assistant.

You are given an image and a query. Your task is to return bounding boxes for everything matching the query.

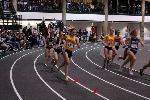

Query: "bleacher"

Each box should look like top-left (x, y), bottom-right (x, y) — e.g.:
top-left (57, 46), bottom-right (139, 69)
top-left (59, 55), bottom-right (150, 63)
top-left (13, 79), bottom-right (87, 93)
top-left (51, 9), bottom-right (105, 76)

top-left (0, 0), bottom-right (22, 30)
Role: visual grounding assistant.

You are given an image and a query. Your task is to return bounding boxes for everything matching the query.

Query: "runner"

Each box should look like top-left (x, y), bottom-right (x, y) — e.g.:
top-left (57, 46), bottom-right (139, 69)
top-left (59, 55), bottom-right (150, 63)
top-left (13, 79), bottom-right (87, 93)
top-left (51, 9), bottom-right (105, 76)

top-left (44, 24), bottom-right (57, 71)
top-left (114, 31), bottom-right (123, 51)
top-left (102, 29), bottom-right (116, 68)
top-left (57, 27), bottom-right (80, 81)
top-left (112, 31), bottom-right (123, 61)
top-left (52, 29), bottom-right (65, 67)
top-left (140, 60), bottom-right (150, 76)
top-left (118, 30), bottom-right (130, 60)
top-left (119, 30), bottom-right (144, 75)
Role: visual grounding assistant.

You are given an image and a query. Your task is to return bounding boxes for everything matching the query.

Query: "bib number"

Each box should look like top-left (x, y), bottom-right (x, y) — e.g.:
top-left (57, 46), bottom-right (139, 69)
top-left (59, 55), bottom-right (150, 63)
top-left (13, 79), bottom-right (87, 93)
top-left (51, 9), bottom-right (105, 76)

top-left (115, 42), bottom-right (120, 46)
top-left (131, 44), bottom-right (138, 48)
top-left (67, 43), bottom-right (74, 49)
top-left (48, 42), bottom-right (53, 46)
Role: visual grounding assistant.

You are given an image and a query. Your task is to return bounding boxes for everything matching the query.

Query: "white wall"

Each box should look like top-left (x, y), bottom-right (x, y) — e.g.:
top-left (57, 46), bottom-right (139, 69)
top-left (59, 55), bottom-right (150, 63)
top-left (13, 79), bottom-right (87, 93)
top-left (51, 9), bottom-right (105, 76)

top-left (17, 12), bottom-right (62, 20)
top-left (18, 12), bottom-right (150, 22)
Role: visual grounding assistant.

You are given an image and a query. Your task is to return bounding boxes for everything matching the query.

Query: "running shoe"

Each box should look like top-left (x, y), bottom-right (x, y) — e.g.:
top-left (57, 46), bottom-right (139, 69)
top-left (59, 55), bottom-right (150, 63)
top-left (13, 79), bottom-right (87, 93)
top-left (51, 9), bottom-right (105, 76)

top-left (44, 64), bottom-right (47, 67)
top-left (51, 58), bottom-right (56, 66)
top-left (140, 69), bottom-right (143, 76)
top-left (102, 66), bottom-right (106, 70)
top-left (129, 70), bottom-right (134, 75)
top-left (118, 65), bottom-right (123, 72)
top-left (102, 59), bottom-right (107, 69)
top-left (65, 76), bottom-right (69, 81)
top-left (118, 55), bottom-right (122, 60)
top-left (107, 60), bottom-right (112, 67)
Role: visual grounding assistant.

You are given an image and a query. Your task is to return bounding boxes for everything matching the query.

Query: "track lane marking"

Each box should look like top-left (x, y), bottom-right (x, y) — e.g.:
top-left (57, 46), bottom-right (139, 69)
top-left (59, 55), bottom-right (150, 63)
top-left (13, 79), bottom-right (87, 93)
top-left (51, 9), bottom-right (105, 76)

top-left (0, 48), bottom-right (40, 60)
top-left (55, 65), bottom-right (109, 100)
top-left (86, 49), bottom-right (150, 87)
top-left (34, 53), bottom-right (66, 100)
top-left (10, 49), bottom-right (42, 100)
top-left (36, 53), bottom-right (109, 100)
top-left (71, 49), bottom-right (150, 100)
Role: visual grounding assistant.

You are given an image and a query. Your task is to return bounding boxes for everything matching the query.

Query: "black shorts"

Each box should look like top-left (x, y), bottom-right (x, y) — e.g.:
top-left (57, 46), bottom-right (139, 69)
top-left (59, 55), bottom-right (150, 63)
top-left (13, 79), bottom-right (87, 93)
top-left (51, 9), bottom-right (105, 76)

top-left (65, 49), bottom-right (73, 58)
top-left (130, 49), bottom-right (137, 55)
top-left (115, 46), bottom-right (119, 50)
top-left (46, 45), bottom-right (53, 50)
top-left (54, 47), bottom-right (63, 54)
top-left (105, 46), bottom-right (113, 51)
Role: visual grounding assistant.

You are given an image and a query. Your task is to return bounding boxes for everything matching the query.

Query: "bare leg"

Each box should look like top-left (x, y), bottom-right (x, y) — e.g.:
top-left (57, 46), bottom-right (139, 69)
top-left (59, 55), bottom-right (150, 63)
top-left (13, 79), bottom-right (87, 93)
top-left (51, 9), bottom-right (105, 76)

top-left (128, 51), bottom-right (136, 71)
top-left (44, 49), bottom-right (50, 66)
top-left (140, 60), bottom-right (150, 76)
top-left (103, 48), bottom-right (108, 68)
top-left (120, 56), bottom-right (130, 68)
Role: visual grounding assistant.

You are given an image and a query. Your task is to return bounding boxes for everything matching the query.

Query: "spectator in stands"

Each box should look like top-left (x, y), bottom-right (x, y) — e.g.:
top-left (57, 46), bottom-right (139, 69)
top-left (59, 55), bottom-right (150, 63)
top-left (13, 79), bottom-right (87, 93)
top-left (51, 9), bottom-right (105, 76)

top-left (17, 0), bottom-right (61, 12)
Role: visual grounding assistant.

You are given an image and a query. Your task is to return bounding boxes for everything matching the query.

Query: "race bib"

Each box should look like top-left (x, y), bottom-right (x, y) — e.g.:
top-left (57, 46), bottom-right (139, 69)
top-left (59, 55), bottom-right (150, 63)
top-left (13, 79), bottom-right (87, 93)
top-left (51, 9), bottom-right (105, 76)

top-left (67, 43), bottom-right (74, 49)
top-left (48, 42), bottom-right (53, 46)
top-left (115, 42), bottom-right (120, 46)
top-left (131, 44), bottom-right (138, 48)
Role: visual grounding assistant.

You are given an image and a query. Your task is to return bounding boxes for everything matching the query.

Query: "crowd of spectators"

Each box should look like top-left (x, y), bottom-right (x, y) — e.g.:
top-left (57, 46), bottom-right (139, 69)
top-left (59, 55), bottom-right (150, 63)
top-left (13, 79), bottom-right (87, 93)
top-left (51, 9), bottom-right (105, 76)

top-left (0, 26), bottom-right (45, 55)
top-left (17, 0), bottom-right (62, 12)
top-left (108, 0), bottom-right (150, 15)
top-left (76, 29), bottom-right (89, 42)
top-left (0, 20), bottom-right (65, 55)
top-left (66, 0), bottom-right (104, 13)
top-left (1, 0), bottom-right (16, 14)
top-left (16, 0), bottom-right (150, 15)
top-left (0, 20), bottom-right (99, 57)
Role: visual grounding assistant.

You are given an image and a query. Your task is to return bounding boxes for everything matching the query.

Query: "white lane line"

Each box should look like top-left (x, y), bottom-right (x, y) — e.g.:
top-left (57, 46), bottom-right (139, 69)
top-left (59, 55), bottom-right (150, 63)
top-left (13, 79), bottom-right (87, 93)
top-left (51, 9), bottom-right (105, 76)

top-left (72, 50), bottom-right (150, 100)
top-left (55, 65), bottom-right (109, 100)
top-left (86, 51), bottom-right (150, 87)
top-left (0, 48), bottom-right (40, 60)
top-left (10, 49), bottom-right (41, 100)
top-left (36, 53), bottom-right (109, 100)
top-left (34, 53), bottom-right (66, 100)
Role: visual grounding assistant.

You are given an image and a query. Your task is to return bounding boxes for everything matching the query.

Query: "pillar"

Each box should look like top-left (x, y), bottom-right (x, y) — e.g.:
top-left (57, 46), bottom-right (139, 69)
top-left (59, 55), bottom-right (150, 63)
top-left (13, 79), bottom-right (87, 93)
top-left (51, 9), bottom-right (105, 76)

top-left (62, 0), bottom-right (66, 25)
top-left (103, 0), bottom-right (108, 35)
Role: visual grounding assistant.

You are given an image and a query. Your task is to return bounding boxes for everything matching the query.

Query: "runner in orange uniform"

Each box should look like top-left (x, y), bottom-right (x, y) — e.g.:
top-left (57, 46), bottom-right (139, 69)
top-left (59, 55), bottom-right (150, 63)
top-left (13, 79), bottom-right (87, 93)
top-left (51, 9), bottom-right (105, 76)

top-left (103, 29), bottom-right (116, 68)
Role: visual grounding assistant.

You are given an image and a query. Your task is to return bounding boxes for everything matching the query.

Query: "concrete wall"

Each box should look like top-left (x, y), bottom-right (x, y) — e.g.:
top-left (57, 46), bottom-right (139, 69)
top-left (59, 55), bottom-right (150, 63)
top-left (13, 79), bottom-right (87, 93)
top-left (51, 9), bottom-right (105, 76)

top-left (17, 12), bottom-right (150, 22)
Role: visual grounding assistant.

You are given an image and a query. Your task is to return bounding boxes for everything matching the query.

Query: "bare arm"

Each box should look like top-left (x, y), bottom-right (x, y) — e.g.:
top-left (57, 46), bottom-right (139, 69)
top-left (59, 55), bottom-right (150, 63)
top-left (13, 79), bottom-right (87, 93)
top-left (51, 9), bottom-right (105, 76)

top-left (120, 37), bottom-right (124, 45)
top-left (139, 38), bottom-right (144, 47)
top-left (102, 35), bottom-right (108, 46)
top-left (76, 37), bottom-right (80, 48)
top-left (43, 37), bottom-right (47, 47)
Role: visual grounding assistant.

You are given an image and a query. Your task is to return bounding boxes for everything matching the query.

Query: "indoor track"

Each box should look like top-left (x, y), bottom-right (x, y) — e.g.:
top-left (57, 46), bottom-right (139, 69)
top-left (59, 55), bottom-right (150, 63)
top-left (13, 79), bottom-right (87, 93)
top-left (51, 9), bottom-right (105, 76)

top-left (0, 43), bottom-right (150, 100)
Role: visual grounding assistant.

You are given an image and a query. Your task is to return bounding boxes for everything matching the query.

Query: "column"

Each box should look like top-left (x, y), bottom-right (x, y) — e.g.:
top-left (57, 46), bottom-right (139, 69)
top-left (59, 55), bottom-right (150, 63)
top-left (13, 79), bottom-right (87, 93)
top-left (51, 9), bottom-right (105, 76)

top-left (103, 0), bottom-right (108, 35)
top-left (62, 0), bottom-right (66, 25)
top-left (141, 0), bottom-right (145, 40)
top-left (12, 0), bottom-right (17, 11)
